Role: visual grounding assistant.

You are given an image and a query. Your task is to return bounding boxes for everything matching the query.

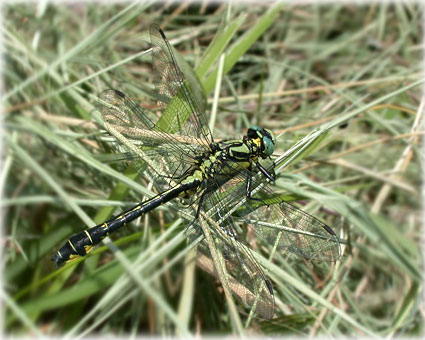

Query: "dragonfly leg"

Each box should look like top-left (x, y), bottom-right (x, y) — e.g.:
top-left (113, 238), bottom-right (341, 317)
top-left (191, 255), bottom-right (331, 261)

top-left (246, 172), bottom-right (262, 202)
top-left (246, 163), bottom-right (275, 201)
top-left (256, 162), bottom-right (276, 181)
top-left (195, 189), bottom-right (207, 218)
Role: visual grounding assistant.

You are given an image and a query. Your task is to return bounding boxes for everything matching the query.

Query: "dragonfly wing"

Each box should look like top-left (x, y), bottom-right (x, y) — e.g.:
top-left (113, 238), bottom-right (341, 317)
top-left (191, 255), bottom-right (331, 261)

top-left (189, 215), bottom-right (275, 319)
top-left (201, 164), bottom-right (341, 262)
top-left (98, 89), bottom-right (206, 191)
top-left (149, 24), bottom-right (212, 147)
top-left (97, 24), bottom-right (212, 190)
top-left (188, 169), bottom-right (275, 319)
top-left (240, 193), bottom-right (341, 262)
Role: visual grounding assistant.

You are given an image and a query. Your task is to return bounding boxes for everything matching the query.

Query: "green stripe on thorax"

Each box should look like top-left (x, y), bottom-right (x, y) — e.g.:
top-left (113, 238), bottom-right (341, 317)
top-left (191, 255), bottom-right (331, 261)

top-left (180, 135), bottom-right (265, 186)
top-left (224, 138), bottom-right (261, 162)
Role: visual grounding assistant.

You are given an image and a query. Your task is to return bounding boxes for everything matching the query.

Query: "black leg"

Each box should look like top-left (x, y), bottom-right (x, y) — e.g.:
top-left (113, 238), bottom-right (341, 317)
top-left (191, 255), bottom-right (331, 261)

top-left (195, 190), bottom-right (207, 218)
top-left (246, 171), bottom-right (262, 201)
top-left (256, 162), bottom-right (276, 181)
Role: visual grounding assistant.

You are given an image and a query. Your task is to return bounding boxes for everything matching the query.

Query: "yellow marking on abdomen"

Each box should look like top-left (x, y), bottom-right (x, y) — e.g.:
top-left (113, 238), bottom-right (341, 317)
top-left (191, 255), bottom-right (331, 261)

top-left (68, 240), bottom-right (77, 252)
top-left (117, 214), bottom-right (128, 225)
top-left (67, 254), bottom-right (80, 263)
top-left (84, 245), bottom-right (93, 254)
top-left (84, 230), bottom-right (93, 244)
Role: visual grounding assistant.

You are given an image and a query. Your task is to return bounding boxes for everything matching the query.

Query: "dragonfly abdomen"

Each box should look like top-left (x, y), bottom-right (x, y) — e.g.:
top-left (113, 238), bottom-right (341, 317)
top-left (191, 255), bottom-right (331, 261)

top-left (52, 180), bottom-right (200, 267)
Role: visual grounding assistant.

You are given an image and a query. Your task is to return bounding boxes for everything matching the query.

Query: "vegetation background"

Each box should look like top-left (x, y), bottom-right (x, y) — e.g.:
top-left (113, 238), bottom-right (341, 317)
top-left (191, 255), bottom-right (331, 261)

top-left (3, 1), bottom-right (423, 337)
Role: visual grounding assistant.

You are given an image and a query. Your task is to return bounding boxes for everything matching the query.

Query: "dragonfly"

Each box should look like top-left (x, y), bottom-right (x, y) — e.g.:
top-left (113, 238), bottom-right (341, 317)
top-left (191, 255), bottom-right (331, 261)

top-left (52, 24), bottom-right (341, 319)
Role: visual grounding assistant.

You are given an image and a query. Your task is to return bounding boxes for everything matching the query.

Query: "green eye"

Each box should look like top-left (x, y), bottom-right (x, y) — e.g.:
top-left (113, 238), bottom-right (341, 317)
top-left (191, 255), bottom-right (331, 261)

top-left (263, 137), bottom-right (274, 156)
top-left (248, 126), bottom-right (275, 157)
top-left (264, 128), bottom-right (276, 145)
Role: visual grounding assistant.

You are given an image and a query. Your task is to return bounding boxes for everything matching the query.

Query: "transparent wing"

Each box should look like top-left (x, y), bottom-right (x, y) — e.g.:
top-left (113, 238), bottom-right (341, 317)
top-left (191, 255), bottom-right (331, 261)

top-left (240, 195), bottom-right (341, 262)
top-left (202, 164), bottom-right (341, 263)
top-left (97, 24), bottom-right (213, 190)
top-left (98, 89), bottom-right (207, 191)
top-left (189, 215), bottom-right (275, 319)
top-left (149, 23), bottom-right (212, 147)
top-left (185, 162), bottom-right (275, 319)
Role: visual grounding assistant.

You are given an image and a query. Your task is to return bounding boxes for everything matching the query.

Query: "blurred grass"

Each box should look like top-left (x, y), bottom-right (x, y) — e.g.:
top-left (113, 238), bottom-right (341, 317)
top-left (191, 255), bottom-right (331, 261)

top-left (2, 2), bottom-right (423, 337)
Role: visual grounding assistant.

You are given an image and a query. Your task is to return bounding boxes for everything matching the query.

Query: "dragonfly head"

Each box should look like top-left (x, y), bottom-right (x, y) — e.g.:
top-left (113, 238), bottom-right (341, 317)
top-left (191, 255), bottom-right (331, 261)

top-left (247, 126), bottom-right (276, 159)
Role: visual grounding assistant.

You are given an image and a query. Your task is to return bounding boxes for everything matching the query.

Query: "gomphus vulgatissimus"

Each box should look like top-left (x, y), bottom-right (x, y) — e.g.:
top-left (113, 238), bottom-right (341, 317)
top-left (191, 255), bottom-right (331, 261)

top-left (53, 24), bottom-right (341, 319)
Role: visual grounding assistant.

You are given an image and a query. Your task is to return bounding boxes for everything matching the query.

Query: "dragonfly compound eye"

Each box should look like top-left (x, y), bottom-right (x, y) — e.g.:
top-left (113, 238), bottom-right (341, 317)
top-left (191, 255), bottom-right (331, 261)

top-left (247, 126), bottom-right (261, 139)
top-left (262, 136), bottom-right (275, 157)
top-left (263, 128), bottom-right (276, 145)
top-left (259, 128), bottom-right (275, 158)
